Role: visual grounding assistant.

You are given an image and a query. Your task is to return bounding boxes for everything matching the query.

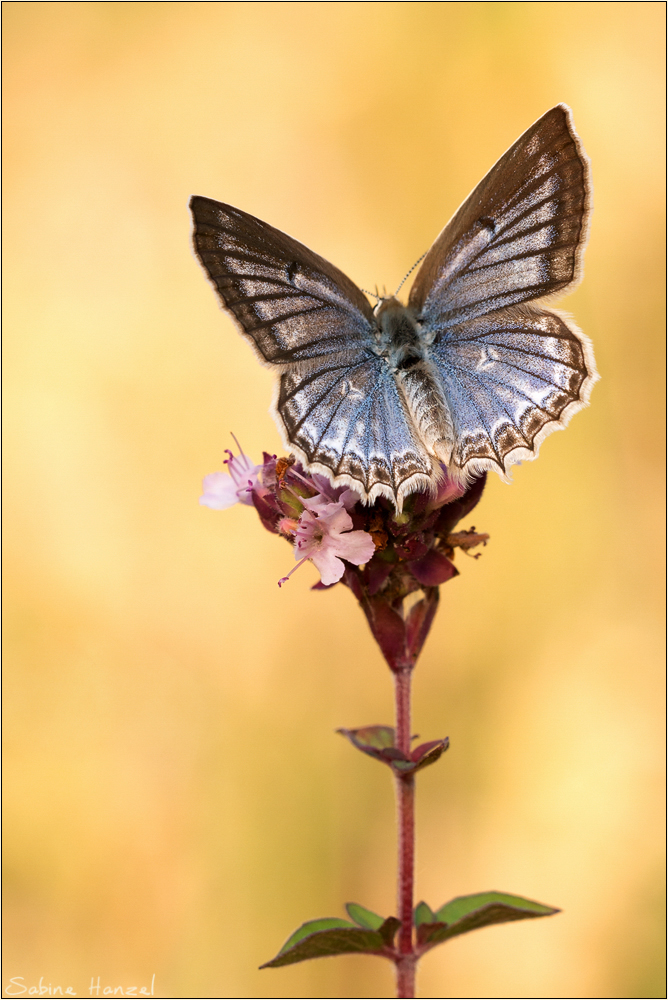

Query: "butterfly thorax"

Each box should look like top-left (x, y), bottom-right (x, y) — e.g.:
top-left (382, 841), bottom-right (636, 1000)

top-left (375, 297), bottom-right (425, 372)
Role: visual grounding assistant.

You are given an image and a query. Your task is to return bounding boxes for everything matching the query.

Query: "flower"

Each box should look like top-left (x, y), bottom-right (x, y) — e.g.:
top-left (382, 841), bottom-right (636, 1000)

top-left (198, 444), bottom-right (489, 669)
top-left (200, 442), bottom-right (263, 509)
top-left (280, 498), bottom-right (377, 587)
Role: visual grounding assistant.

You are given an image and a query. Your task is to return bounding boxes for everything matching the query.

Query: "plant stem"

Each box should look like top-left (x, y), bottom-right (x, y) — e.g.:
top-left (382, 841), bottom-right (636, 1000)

top-left (394, 666), bottom-right (416, 998)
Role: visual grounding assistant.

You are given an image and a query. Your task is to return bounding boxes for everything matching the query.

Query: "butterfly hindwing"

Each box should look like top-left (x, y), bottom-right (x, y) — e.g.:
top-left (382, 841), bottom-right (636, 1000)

top-left (275, 353), bottom-right (434, 505)
top-left (426, 305), bottom-right (596, 479)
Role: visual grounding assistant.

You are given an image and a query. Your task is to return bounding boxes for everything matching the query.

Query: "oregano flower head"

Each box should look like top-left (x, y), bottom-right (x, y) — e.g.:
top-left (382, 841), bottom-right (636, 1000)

top-left (200, 442), bottom-right (488, 669)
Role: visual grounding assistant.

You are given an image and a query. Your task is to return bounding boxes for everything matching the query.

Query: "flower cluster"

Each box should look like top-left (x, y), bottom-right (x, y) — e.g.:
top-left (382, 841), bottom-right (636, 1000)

top-left (201, 444), bottom-right (488, 671)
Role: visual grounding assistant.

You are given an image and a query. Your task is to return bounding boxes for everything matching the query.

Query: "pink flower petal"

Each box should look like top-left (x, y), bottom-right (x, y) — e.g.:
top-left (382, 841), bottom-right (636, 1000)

top-left (330, 529), bottom-right (376, 566)
top-left (287, 497), bottom-right (376, 586)
top-left (308, 476), bottom-right (363, 510)
top-left (226, 452), bottom-right (263, 504)
top-left (320, 506), bottom-right (354, 533)
top-left (301, 494), bottom-right (337, 516)
top-left (337, 488), bottom-right (362, 510)
top-left (200, 442), bottom-right (263, 510)
top-left (310, 548), bottom-right (347, 586)
top-left (199, 472), bottom-right (242, 510)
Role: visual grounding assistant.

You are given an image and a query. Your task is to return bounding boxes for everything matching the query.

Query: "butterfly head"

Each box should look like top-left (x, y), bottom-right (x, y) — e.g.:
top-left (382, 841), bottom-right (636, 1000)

top-left (373, 294), bottom-right (403, 316)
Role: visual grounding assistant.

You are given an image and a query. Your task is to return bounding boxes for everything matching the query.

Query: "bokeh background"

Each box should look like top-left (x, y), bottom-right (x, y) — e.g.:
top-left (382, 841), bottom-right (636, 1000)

top-left (4, 3), bottom-right (665, 998)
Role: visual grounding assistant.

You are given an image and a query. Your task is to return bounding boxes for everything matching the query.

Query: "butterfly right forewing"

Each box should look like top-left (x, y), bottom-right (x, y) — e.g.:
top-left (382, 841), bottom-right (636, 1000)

top-left (409, 104), bottom-right (591, 326)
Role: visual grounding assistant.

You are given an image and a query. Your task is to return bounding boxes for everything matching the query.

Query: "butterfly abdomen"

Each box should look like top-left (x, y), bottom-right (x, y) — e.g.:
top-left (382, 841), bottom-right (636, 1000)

top-left (374, 297), bottom-right (454, 468)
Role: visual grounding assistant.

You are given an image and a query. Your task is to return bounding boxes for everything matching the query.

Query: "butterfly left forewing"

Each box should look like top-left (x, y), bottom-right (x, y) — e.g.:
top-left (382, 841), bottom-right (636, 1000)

top-left (190, 196), bottom-right (376, 366)
top-left (191, 196), bottom-right (432, 506)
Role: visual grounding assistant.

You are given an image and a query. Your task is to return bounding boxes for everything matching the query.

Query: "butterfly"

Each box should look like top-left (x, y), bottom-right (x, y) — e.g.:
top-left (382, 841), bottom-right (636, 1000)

top-left (190, 104), bottom-right (597, 511)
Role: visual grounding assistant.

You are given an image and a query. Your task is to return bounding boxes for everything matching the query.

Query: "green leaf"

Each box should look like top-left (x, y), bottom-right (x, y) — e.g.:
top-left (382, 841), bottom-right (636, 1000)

top-left (260, 917), bottom-right (388, 969)
top-left (418, 891), bottom-right (560, 950)
top-left (337, 726), bottom-right (407, 769)
top-left (337, 725), bottom-right (395, 751)
top-left (275, 917), bottom-right (354, 955)
top-left (338, 726), bottom-right (448, 775)
top-left (414, 901), bottom-right (436, 926)
top-left (435, 891), bottom-right (559, 925)
top-left (346, 902), bottom-right (385, 930)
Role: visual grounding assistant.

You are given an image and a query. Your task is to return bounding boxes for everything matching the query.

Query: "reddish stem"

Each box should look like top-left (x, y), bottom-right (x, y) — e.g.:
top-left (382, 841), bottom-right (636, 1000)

top-left (394, 667), bottom-right (416, 998)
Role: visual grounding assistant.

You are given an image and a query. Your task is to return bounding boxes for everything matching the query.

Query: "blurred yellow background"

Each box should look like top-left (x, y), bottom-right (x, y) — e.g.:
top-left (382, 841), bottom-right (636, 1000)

top-left (4, 3), bottom-right (665, 998)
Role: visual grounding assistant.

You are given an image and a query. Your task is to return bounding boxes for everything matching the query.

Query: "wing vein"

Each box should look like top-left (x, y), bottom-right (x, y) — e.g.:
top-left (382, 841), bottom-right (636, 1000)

top-left (440, 337), bottom-right (583, 371)
top-left (444, 357), bottom-right (572, 413)
top-left (240, 303), bottom-right (329, 333)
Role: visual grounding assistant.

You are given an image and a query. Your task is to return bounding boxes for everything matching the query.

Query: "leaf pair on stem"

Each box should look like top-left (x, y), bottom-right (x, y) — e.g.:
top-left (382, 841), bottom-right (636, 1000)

top-left (261, 892), bottom-right (559, 969)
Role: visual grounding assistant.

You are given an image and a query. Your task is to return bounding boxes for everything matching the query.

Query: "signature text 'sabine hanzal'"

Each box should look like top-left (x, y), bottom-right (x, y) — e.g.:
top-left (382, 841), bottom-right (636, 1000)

top-left (4, 975), bottom-right (156, 997)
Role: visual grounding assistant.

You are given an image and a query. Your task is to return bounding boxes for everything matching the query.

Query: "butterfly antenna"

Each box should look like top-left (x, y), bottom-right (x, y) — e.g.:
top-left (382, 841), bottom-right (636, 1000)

top-left (360, 286), bottom-right (381, 303)
top-left (394, 251), bottom-right (427, 297)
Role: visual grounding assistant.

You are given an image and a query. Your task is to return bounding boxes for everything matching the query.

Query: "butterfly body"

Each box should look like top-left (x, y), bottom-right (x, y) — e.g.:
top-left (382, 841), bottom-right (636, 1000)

top-left (191, 104), bottom-right (597, 510)
top-left (375, 298), bottom-right (427, 369)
